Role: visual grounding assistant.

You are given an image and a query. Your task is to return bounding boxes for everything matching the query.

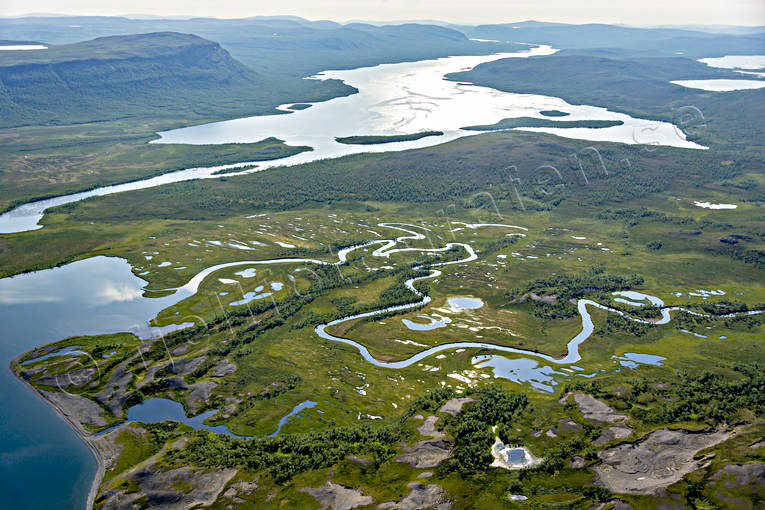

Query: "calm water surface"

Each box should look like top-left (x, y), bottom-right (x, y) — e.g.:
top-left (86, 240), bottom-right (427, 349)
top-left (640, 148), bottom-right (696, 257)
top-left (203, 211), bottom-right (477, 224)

top-left (0, 257), bottom-right (178, 509)
top-left (0, 45), bottom-right (705, 234)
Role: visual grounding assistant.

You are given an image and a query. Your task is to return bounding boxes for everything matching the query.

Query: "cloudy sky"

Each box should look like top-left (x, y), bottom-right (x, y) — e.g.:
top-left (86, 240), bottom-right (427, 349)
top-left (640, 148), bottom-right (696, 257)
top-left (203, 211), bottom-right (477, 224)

top-left (1, 0), bottom-right (764, 26)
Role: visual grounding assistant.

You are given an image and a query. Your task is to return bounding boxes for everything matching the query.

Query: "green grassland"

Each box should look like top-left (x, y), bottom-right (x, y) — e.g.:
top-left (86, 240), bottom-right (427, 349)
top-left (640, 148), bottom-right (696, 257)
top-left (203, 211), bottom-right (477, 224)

top-left (0, 130), bottom-right (309, 212)
top-left (3, 131), bottom-right (763, 278)
top-left (3, 19), bottom-right (765, 507)
top-left (7, 126), bottom-right (764, 508)
top-left (0, 26), bottom-right (524, 215)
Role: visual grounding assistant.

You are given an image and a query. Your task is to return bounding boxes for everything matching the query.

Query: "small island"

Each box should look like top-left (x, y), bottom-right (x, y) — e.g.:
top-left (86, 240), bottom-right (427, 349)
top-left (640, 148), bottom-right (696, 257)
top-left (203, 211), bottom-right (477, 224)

top-left (539, 109), bottom-right (570, 117)
top-left (335, 131), bottom-right (444, 145)
top-left (462, 117), bottom-right (623, 131)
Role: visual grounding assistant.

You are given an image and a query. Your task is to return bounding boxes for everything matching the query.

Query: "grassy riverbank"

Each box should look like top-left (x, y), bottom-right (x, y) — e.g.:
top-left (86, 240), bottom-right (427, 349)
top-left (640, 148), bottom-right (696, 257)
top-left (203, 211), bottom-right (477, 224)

top-left (0, 131), bottom-right (310, 213)
top-left (2, 18), bottom-right (765, 506)
top-left (6, 130), bottom-right (764, 507)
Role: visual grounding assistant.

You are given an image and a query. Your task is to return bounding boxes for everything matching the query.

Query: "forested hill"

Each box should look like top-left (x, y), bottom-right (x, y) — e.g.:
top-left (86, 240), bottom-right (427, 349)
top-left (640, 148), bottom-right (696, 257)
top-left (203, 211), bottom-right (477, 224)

top-left (0, 17), bottom-right (524, 76)
top-left (0, 32), bottom-right (341, 128)
top-left (448, 54), bottom-right (765, 151)
top-left (466, 20), bottom-right (765, 58)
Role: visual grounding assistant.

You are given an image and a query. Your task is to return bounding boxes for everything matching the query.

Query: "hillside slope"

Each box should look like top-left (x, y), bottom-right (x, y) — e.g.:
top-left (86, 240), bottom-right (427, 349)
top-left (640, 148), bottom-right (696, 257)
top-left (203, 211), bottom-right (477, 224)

top-left (467, 20), bottom-right (765, 58)
top-left (0, 32), bottom-right (351, 127)
top-left (0, 17), bottom-right (524, 77)
top-left (448, 54), bottom-right (765, 151)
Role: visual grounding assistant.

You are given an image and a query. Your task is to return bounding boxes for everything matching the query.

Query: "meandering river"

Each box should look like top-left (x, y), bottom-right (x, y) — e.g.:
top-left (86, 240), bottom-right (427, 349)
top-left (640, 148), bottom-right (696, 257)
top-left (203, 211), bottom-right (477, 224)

top-left (0, 45), bottom-right (737, 507)
top-left (2, 220), bottom-right (763, 508)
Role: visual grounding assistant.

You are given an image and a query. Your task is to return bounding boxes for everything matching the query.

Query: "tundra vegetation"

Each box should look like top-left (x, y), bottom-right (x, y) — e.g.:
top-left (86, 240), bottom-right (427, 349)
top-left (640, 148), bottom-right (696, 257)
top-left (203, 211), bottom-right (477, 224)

top-left (2, 17), bottom-right (765, 510)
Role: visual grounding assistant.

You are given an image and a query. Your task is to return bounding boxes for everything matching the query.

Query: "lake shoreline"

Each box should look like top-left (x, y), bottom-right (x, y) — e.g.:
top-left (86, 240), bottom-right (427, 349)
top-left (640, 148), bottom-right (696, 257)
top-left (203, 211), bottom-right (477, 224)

top-left (9, 355), bottom-right (103, 510)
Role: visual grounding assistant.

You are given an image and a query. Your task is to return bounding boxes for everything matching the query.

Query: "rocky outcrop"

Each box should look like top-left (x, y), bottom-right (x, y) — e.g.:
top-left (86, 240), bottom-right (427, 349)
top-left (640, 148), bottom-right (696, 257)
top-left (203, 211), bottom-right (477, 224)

top-left (299, 482), bottom-right (374, 510)
top-left (396, 415), bottom-right (452, 468)
top-left (41, 390), bottom-right (107, 427)
top-left (438, 397), bottom-right (475, 416)
top-left (593, 428), bottom-right (733, 495)
top-left (378, 482), bottom-right (451, 509)
top-left (100, 466), bottom-right (237, 510)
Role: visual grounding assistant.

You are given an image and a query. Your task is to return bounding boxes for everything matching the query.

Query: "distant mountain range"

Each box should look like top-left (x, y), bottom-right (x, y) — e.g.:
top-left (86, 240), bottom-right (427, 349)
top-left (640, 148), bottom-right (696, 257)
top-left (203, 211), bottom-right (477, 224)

top-left (0, 22), bottom-right (521, 128)
top-left (0, 16), bottom-right (762, 130)
top-left (0, 32), bottom-right (316, 127)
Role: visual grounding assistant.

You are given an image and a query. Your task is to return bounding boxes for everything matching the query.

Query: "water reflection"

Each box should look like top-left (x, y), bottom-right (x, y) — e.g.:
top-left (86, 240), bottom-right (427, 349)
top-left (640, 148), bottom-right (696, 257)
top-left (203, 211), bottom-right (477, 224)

top-left (123, 398), bottom-right (247, 438)
top-left (158, 45), bottom-right (703, 152)
top-left (472, 355), bottom-right (564, 392)
top-left (0, 45), bottom-right (705, 234)
top-left (401, 314), bottom-right (449, 331)
top-left (0, 256), bottom-right (178, 509)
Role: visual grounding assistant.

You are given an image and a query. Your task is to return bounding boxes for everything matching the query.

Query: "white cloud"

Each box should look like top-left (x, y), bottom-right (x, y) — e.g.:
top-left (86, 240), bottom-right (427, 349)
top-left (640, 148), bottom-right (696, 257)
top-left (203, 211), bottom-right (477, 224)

top-left (92, 281), bottom-right (143, 304)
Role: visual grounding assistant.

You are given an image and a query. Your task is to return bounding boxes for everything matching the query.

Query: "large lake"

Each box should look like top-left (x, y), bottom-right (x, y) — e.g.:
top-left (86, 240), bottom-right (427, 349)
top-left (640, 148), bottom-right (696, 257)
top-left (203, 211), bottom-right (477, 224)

top-left (155, 45), bottom-right (704, 150)
top-left (0, 257), bottom-right (179, 509)
top-left (0, 45), bottom-right (704, 234)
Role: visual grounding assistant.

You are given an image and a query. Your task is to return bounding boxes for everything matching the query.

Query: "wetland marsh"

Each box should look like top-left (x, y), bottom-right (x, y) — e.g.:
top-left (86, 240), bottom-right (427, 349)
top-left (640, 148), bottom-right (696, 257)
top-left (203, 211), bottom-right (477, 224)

top-left (1, 16), bottom-right (764, 510)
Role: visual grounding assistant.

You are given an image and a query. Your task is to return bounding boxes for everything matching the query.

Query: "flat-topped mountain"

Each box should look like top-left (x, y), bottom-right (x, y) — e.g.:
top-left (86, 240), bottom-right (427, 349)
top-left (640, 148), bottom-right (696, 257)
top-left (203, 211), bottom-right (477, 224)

top-left (0, 32), bottom-right (305, 127)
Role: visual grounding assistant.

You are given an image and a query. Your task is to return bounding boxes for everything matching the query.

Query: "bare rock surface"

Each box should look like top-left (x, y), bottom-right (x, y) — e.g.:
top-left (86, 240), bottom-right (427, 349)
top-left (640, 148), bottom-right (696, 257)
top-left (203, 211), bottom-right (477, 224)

top-left (98, 492), bottom-right (143, 510)
top-left (395, 440), bottom-right (452, 468)
top-left (95, 359), bottom-right (136, 418)
top-left (172, 355), bottom-right (208, 375)
top-left (222, 479), bottom-right (258, 504)
top-left (417, 416), bottom-right (443, 438)
top-left (593, 425), bottom-right (634, 446)
top-left (347, 455), bottom-right (373, 466)
top-left (137, 361), bottom-right (172, 389)
top-left (558, 418), bottom-right (582, 434)
top-left (101, 466), bottom-right (236, 510)
top-left (172, 343), bottom-right (192, 356)
top-left (377, 482), bottom-right (451, 509)
top-left (211, 359), bottom-right (237, 377)
top-left (42, 389), bottom-right (107, 426)
top-left (299, 481), bottom-right (374, 510)
top-left (165, 376), bottom-right (189, 390)
top-left (438, 397), bottom-right (475, 416)
top-left (594, 428), bottom-right (732, 495)
top-left (396, 415), bottom-right (452, 468)
top-left (35, 365), bottom-right (98, 388)
top-left (230, 480), bottom-right (258, 494)
top-left (571, 393), bottom-right (627, 424)
top-left (186, 381), bottom-right (217, 413)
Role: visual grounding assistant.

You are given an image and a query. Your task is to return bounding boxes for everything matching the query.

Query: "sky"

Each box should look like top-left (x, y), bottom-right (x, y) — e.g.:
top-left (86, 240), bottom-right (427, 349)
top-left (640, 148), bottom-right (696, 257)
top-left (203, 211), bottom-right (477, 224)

top-left (1, 0), bottom-right (764, 26)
